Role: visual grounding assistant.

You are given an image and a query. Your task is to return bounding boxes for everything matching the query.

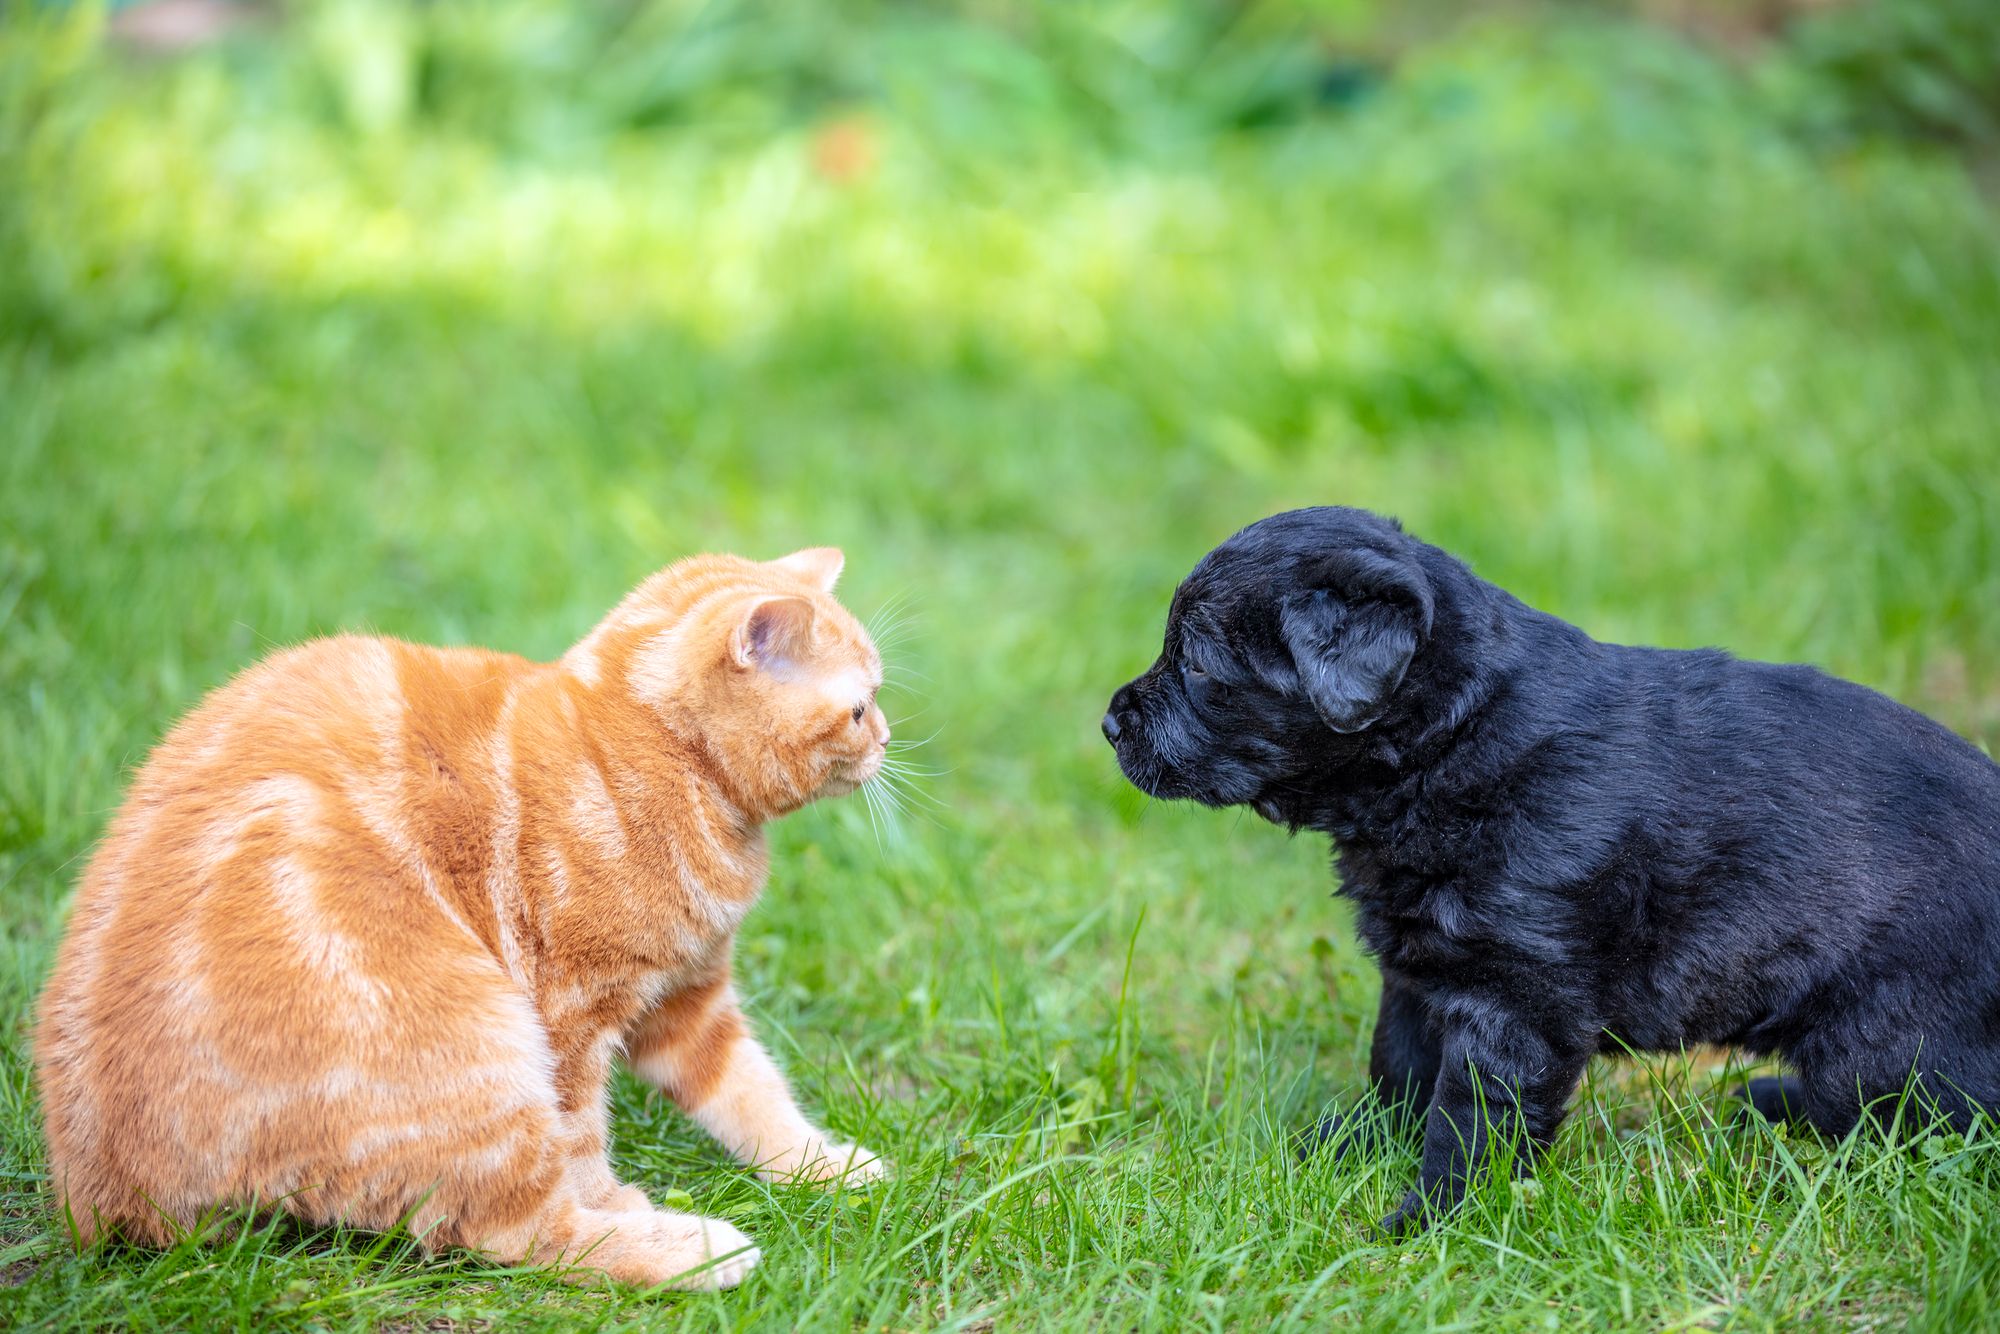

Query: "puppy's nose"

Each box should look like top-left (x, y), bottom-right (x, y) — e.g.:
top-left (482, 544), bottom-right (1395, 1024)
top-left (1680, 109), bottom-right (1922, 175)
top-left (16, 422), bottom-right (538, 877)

top-left (1101, 711), bottom-right (1122, 744)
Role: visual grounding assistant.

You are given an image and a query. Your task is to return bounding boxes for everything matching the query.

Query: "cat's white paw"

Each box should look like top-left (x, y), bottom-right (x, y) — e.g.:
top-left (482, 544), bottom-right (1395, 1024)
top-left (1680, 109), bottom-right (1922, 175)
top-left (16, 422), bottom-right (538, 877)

top-left (828, 1143), bottom-right (889, 1186)
top-left (689, 1220), bottom-right (761, 1291)
top-left (650, 1212), bottom-right (760, 1290)
top-left (762, 1140), bottom-right (889, 1187)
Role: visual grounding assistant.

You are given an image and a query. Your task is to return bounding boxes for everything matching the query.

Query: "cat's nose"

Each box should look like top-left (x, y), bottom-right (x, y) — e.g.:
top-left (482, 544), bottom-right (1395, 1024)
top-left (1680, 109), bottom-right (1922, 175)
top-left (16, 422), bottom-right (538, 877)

top-left (1101, 711), bottom-right (1122, 744)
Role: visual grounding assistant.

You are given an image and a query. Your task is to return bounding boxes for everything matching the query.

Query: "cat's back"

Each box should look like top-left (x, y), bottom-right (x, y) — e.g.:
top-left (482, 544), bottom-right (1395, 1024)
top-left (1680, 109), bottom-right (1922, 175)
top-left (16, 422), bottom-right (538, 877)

top-left (63, 633), bottom-right (529, 914)
top-left (136, 632), bottom-right (522, 788)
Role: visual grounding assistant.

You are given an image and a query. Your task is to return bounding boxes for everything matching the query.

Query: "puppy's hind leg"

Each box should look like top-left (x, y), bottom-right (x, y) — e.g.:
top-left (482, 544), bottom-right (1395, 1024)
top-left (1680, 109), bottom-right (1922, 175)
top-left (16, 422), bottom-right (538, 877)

top-left (1795, 1042), bottom-right (1995, 1140)
top-left (1733, 1075), bottom-right (1811, 1128)
top-left (1300, 972), bottom-right (1439, 1162)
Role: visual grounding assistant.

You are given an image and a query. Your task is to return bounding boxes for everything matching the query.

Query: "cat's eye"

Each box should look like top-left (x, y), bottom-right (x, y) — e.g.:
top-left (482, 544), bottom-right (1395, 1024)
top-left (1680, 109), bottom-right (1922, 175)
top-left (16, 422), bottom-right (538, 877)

top-left (851, 701), bottom-right (866, 723)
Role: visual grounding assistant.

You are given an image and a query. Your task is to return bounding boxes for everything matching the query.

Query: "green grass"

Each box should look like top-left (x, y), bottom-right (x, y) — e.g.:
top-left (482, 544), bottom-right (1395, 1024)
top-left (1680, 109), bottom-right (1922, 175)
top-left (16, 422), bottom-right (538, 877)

top-left (5, 2), bottom-right (2000, 1328)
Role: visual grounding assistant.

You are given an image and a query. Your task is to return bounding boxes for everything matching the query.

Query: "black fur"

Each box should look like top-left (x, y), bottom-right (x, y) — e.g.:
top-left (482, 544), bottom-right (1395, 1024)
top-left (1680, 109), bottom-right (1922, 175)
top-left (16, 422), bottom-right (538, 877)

top-left (1103, 506), bottom-right (2000, 1234)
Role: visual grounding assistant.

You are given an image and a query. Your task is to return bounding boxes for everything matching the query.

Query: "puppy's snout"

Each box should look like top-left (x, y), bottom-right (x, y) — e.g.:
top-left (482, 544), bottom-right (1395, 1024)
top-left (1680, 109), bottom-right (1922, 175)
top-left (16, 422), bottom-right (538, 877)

top-left (1104, 684), bottom-right (1139, 746)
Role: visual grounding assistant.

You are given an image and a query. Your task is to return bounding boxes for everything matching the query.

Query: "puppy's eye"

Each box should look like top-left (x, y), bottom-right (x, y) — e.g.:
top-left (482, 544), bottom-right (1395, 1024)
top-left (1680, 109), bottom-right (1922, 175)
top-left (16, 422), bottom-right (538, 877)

top-left (1182, 659), bottom-right (1228, 707)
top-left (851, 701), bottom-right (866, 724)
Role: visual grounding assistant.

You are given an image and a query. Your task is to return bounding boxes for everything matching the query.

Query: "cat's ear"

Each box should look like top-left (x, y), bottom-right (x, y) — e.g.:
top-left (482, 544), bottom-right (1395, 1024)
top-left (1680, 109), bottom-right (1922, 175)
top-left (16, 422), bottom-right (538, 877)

top-left (769, 546), bottom-right (844, 592)
top-left (731, 596), bottom-right (817, 672)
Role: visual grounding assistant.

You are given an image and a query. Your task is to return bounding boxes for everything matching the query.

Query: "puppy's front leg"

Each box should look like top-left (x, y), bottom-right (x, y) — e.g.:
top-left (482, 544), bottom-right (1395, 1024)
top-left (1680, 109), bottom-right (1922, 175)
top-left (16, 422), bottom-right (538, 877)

top-left (1303, 971), bottom-right (1439, 1159)
top-left (1378, 1009), bottom-right (1585, 1236)
top-left (1369, 971), bottom-right (1442, 1120)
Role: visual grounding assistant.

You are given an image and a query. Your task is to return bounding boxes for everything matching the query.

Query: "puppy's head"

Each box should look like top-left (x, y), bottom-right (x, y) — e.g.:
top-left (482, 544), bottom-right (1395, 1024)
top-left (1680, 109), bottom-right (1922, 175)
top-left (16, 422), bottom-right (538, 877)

top-left (1103, 507), bottom-right (1436, 825)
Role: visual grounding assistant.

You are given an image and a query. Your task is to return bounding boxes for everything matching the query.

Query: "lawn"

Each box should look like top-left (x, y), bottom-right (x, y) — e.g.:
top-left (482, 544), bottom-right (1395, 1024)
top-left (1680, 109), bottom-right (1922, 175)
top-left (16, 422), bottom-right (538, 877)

top-left (4, 1), bottom-right (2000, 1329)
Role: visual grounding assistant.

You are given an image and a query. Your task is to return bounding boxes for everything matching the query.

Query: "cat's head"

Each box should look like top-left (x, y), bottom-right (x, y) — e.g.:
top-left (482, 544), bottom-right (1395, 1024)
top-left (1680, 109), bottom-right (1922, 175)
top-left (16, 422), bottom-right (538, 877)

top-left (568, 547), bottom-right (889, 819)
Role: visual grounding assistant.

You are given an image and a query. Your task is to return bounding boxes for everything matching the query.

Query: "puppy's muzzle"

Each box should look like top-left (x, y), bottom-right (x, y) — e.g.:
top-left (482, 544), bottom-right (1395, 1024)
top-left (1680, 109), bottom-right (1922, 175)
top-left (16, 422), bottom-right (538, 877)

top-left (1103, 684), bottom-right (1139, 747)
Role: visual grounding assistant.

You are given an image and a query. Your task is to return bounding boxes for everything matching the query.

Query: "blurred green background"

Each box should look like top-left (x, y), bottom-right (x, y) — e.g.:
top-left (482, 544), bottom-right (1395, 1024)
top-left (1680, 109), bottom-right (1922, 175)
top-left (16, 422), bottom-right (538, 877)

top-left (4, 0), bottom-right (2000, 1328)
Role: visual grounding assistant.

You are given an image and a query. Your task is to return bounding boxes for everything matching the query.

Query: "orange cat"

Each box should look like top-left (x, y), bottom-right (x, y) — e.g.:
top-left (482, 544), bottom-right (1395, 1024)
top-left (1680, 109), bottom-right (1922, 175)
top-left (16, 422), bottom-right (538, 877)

top-left (36, 548), bottom-right (890, 1289)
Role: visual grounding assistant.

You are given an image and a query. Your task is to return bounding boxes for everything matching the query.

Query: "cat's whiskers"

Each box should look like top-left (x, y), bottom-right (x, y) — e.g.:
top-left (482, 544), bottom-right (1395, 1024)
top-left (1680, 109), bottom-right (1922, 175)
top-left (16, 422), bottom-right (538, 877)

top-left (867, 585), bottom-right (918, 628)
top-left (871, 624), bottom-right (921, 658)
top-left (865, 752), bottom-right (947, 828)
top-left (864, 777), bottom-right (911, 833)
top-left (877, 756), bottom-right (948, 786)
top-left (865, 589), bottom-right (921, 647)
top-left (885, 725), bottom-right (942, 752)
top-left (882, 706), bottom-right (935, 736)
top-left (857, 774), bottom-right (888, 851)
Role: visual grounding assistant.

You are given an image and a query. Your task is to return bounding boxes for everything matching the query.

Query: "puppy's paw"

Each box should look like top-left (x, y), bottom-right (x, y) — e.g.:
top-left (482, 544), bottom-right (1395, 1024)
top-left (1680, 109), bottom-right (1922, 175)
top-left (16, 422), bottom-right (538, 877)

top-left (1297, 1114), bottom-right (1346, 1162)
top-left (1297, 1111), bottom-right (1381, 1163)
top-left (1296, 1104), bottom-right (1417, 1163)
top-left (1373, 1188), bottom-right (1433, 1240)
top-left (1733, 1075), bottom-right (1808, 1127)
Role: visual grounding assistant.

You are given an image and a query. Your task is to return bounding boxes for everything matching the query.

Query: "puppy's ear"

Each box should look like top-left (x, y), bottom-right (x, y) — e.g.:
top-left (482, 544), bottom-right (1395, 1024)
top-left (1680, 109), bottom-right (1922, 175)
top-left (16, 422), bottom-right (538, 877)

top-left (1279, 548), bottom-right (1433, 734)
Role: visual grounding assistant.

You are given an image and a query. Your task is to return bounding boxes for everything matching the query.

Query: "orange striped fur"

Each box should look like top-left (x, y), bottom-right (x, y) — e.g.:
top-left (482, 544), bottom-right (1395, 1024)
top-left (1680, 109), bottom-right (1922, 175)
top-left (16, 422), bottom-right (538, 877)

top-left (35, 548), bottom-right (888, 1289)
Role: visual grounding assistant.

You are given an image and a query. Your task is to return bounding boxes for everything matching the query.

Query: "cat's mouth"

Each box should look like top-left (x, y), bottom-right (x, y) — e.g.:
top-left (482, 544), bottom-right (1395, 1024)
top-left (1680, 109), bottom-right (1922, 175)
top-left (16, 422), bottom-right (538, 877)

top-left (819, 749), bottom-right (885, 798)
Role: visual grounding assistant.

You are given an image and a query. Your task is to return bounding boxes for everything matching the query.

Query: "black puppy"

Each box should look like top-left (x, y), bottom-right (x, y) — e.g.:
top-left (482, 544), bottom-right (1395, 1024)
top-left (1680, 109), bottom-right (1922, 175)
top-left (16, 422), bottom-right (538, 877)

top-left (1104, 506), bottom-right (2000, 1234)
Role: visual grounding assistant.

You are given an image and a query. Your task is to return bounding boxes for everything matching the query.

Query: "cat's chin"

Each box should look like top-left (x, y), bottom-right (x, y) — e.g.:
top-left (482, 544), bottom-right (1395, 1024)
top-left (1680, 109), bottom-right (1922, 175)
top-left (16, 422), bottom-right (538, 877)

top-left (817, 753), bottom-right (883, 800)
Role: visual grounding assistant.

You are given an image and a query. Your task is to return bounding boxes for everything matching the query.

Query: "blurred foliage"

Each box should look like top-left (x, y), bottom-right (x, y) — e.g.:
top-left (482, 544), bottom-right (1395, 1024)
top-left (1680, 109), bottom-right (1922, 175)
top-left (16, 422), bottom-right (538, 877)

top-left (0, 2), bottom-right (102, 349)
top-left (1783, 0), bottom-right (2000, 148)
top-left (248, 0), bottom-right (1388, 155)
top-left (167, 0), bottom-right (2000, 159)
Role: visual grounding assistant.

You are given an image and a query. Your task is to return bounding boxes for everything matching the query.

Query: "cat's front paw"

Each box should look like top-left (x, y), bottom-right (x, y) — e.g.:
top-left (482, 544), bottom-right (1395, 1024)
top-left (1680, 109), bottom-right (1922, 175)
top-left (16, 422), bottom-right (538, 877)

top-left (761, 1141), bottom-right (888, 1187)
top-left (826, 1143), bottom-right (888, 1185)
